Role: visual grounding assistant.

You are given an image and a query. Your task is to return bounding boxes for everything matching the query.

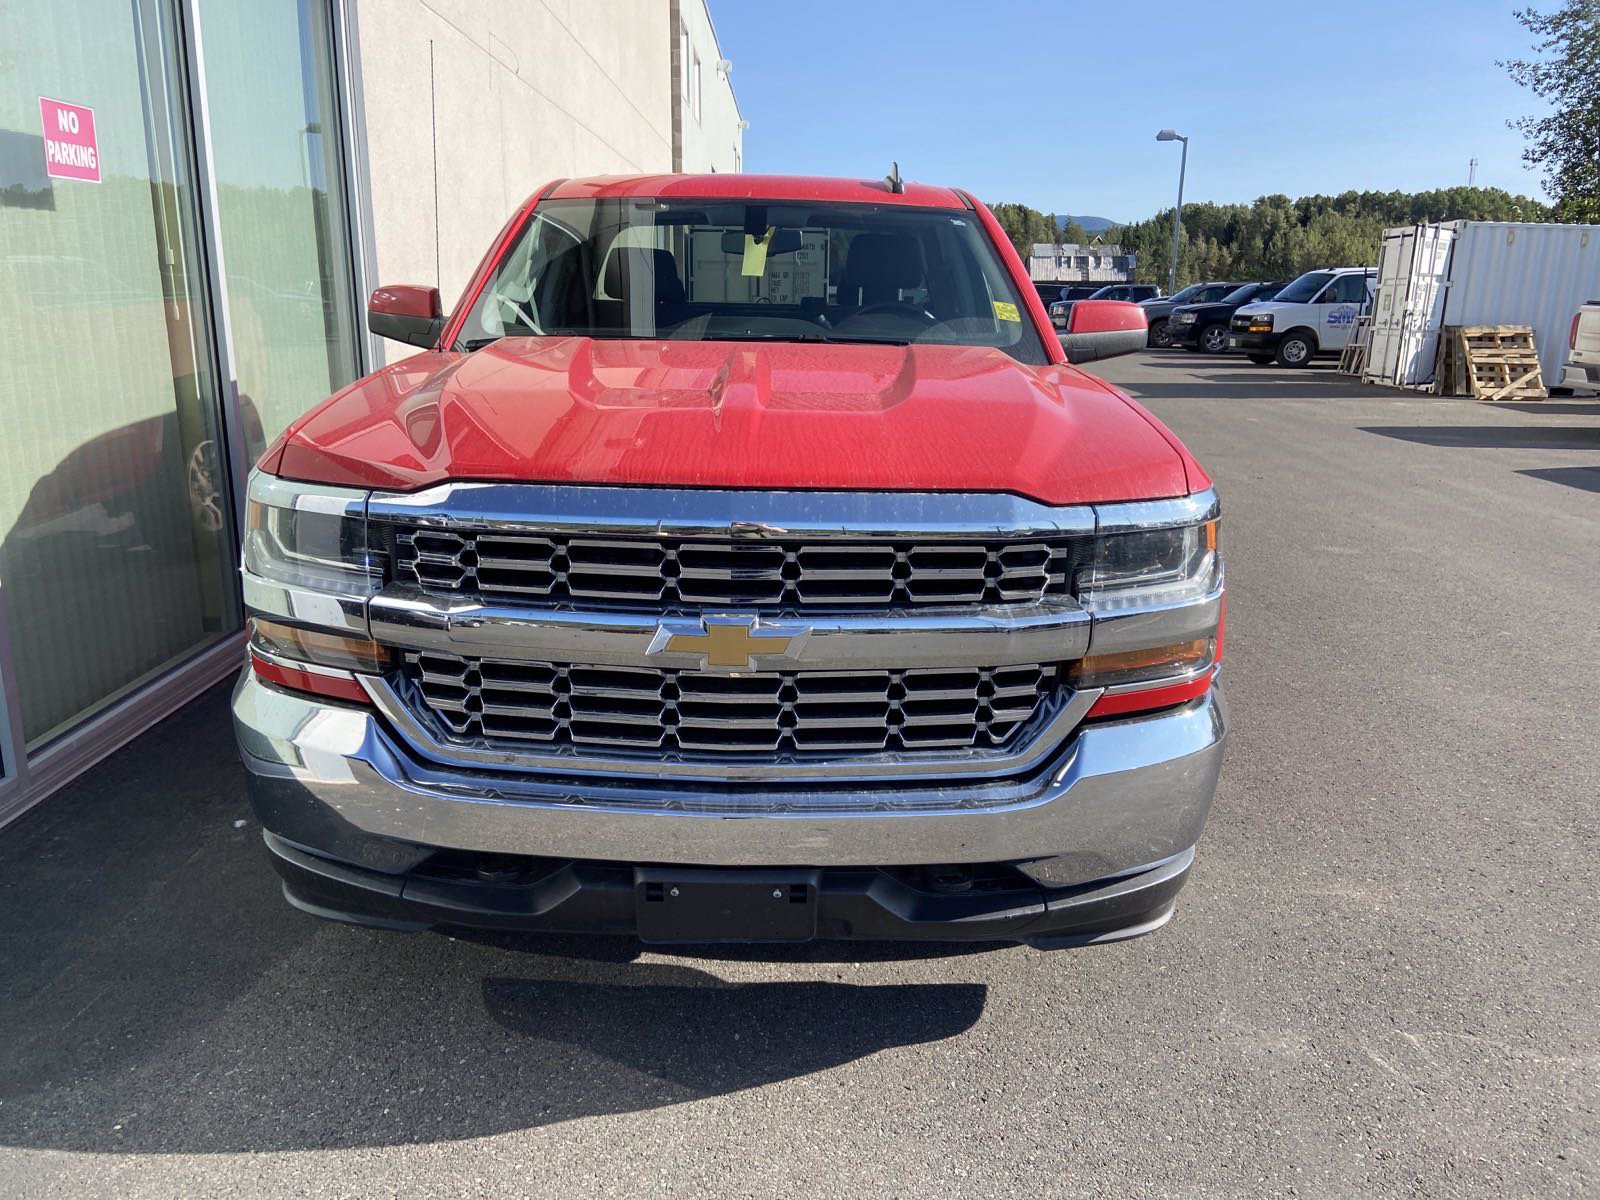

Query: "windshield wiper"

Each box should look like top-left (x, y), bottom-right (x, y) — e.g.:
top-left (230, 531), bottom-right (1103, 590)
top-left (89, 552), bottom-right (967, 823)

top-left (463, 337), bottom-right (502, 351)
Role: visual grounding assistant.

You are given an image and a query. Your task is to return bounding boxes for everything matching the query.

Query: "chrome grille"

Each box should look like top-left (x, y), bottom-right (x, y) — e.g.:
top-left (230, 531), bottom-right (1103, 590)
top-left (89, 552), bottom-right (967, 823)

top-left (402, 652), bottom-right (1059, 758)
top-left (387, 527), bottom-right (1085, 610)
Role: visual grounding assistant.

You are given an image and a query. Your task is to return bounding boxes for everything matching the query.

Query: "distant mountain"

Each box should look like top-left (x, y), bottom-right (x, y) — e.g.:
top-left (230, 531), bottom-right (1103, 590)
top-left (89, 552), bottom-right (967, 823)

top-left (1055, 214), bottom-right (1119, 235)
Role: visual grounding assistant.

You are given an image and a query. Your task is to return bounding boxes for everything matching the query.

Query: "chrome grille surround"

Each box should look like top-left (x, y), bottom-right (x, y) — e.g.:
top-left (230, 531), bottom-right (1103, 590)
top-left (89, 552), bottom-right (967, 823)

top-left (352, 484), bottom-right (1215, 789)
top-left (401, 650), bottom-right (1059, 760)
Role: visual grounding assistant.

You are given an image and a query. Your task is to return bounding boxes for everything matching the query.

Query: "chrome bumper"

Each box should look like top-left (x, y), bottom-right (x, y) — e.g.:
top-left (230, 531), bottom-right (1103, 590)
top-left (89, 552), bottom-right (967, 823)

top-left (232, 669), bottom-right (1226, 884)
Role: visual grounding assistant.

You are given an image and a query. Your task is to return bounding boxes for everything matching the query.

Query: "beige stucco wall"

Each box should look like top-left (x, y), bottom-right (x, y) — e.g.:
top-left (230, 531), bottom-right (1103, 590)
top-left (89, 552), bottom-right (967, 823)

top-left (352, 0), bottom-right (673, 344)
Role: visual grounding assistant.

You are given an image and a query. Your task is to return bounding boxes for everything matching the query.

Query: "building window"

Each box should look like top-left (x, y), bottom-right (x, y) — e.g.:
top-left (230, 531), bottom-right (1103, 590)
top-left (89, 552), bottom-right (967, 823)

top-left (691, 52), bottom-right (702, 123)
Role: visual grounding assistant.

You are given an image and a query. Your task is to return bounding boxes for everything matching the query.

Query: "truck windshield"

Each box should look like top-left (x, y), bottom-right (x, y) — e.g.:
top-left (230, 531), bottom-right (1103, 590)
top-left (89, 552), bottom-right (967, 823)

top-left (461, 198), bottom-right (1049, 364)
top-left (1273, 271), bottom-right (1335, 304)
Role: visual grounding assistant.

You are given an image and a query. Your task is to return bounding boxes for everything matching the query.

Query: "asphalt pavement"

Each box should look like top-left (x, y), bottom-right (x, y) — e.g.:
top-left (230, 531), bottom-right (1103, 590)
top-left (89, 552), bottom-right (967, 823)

top-left (2, 352), bottom-right (1597, 1198)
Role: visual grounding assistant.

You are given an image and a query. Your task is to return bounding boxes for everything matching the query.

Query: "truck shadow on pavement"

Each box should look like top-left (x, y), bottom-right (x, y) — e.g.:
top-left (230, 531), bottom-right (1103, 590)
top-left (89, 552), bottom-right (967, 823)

top-left (0, 685), bottom-right (987, 1155)
top-left (1517, 465), bottom-right (1600, 493)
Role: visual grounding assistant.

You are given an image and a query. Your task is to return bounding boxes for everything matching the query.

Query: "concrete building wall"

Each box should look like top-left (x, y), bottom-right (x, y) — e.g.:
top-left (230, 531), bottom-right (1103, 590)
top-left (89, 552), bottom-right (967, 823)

top-left (672, 0), bottom-right (741, 173)
top-left (352, 0), bottom-right (673, 334)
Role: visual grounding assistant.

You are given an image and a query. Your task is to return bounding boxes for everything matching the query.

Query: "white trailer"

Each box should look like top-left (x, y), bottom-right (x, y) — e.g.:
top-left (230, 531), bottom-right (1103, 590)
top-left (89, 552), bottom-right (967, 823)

top-left (1363, 221), bottom-right (1600, 392)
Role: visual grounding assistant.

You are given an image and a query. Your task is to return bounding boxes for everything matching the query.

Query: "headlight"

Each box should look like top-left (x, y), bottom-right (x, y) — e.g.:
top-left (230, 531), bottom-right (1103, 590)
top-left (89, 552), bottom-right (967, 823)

top-left (1173, 311), bottom-right (1198, 324)
top-left (242, 472), bottom-right (381, 595)
top-left (1244, 313), bottom-right (1273, 331)
top-left (1077, 517), bottom-right (1220, 611)
top-left (1070, 504), bottom-right (1224, 715)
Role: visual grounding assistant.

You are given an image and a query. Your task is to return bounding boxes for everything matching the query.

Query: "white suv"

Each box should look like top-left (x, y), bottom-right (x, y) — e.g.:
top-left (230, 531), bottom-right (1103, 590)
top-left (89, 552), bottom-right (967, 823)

top-left (1228, 267), bottom-right (1375, 367)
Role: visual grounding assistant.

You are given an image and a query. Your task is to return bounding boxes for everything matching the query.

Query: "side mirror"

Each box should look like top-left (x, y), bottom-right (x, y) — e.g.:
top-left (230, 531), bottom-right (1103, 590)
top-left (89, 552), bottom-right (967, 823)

top-left (1058, 299), bottom-right (1147, 364)
top-left (368, 284), bottom-right (444, 348)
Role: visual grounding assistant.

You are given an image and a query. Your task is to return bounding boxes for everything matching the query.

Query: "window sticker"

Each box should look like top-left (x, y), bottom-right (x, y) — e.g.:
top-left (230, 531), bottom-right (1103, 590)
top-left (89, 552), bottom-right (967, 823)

top-left (993, 301), bottom-right (1021, 322)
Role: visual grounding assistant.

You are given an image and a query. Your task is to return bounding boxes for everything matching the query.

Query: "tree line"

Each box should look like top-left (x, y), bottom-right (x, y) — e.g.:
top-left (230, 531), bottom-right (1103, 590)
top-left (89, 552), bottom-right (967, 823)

top-left (991, 187), bottom-right (1550, 289)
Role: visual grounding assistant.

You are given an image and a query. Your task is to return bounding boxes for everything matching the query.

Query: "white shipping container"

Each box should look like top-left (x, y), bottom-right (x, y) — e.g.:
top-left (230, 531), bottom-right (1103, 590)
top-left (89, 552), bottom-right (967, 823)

top-left (1364, 220), bottom-right (1600, 391)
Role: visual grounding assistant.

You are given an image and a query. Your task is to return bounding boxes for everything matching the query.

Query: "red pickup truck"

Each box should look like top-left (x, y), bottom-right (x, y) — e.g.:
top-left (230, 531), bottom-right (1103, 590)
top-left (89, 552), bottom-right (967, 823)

top-left (233, 173), bottom-right (1225, 949)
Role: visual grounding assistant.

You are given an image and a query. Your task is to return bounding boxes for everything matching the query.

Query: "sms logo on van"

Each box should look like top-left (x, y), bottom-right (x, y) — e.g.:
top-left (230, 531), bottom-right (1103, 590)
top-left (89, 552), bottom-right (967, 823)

top-left (1326, 306), bottom-right (1359, 326)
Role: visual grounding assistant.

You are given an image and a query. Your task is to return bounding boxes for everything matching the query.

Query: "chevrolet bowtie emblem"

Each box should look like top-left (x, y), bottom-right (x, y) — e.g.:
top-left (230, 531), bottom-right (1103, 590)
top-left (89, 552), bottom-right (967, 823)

top-left (648, 618), bottom-right (808, 670)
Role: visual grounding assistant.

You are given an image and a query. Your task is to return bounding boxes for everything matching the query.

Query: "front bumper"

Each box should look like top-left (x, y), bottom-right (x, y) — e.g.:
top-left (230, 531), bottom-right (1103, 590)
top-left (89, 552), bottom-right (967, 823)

top-left (1227, 329), bottom-right (1278, 352)
top-left (268, 830), bottom-right (1197, 949)
top-left (233, 670), bottom-right (1225, 943)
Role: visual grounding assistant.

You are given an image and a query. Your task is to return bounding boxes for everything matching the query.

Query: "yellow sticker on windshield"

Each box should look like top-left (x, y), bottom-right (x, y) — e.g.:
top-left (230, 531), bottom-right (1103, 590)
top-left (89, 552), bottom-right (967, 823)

top-left (741, 227), bottom-right (776, 277)
top-left (993, 301), bottom-right (1021, 322)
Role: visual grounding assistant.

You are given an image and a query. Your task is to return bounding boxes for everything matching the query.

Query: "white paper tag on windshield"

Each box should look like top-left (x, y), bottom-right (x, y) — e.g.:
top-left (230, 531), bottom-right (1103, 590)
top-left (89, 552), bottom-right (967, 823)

top-left (741, 227), bottom-right (775, 277)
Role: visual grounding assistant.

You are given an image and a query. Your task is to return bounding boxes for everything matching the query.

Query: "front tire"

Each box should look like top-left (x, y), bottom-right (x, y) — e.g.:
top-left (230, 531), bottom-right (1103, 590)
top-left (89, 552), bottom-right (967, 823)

top-left (1275, 331), bottom-right (1316, 367)
top-left (1148, 320), bottom-right (1173, 348)
top-left (1199, 323), bottom-right (1228, 354)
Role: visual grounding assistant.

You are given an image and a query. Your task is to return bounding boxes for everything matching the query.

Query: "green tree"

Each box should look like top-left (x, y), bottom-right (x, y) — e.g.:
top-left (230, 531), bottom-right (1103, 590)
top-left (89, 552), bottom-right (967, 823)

top-left (1059, 219), bottom-right (1091, 245)
top-left (1502, 1), bottom-right (1600, 221)
top-left (989, 202), bottom-right (1057, 259)
top-left (1107, 186), bottom-right (1549, 288)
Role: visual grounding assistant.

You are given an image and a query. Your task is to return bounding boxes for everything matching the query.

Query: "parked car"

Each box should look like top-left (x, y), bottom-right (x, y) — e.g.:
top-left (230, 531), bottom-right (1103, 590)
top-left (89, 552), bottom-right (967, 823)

top-left (1169, 282), bottom-right (1285, 354)
top-left (1029, 281), bottom-right (1101, 306)
top-left (1141, 282), bottom-right (1243, 347)
top-left (1229, 267), bottom-right (1376, 366)
top-left (1559, 300), bottom-right (1600, 393)
top-left (1048, 283), bottom-right (1162, 329)
top-left (1090, 283), bottom-right (1163, 303)
top-left (234, 172), bottom-right (1226, 950)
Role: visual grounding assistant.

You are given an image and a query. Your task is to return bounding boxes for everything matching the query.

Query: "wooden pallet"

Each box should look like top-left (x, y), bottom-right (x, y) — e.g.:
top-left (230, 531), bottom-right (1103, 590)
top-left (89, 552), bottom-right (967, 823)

top-left (1434, 325), bottom-right (1545, 401)
top-left (1338, 315), bottom-right (1373, 376)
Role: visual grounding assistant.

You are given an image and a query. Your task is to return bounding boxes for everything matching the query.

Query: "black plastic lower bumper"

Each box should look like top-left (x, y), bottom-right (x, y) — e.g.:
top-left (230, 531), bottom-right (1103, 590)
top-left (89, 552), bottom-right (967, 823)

top-left (266, 832), bottom-right (1195, 951)
top-left (1227, 330), bottom-right (1278, 352)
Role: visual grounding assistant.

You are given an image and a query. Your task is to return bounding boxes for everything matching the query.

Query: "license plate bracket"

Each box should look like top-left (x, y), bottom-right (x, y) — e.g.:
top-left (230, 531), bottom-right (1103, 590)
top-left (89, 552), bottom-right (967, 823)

top-left (634, 868), bottom-right (820, 943)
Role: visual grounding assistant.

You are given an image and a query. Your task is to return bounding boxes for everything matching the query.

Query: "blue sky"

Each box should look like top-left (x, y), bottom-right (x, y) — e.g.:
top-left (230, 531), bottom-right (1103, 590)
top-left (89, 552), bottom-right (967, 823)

top-left (713, 0), bottom-right (1551, 220)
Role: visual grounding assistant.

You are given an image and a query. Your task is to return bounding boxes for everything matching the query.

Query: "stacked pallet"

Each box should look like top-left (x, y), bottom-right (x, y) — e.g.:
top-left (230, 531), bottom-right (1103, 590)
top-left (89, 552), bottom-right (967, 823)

top-left (1433, 326), bottom-right (1546, 401)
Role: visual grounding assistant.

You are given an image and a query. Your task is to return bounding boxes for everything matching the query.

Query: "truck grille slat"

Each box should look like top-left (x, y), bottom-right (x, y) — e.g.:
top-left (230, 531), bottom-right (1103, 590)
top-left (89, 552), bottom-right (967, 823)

top-left (388, 526), bottom-right (1090, 611)
top-left (401, 653), bottom-right (1059, 762)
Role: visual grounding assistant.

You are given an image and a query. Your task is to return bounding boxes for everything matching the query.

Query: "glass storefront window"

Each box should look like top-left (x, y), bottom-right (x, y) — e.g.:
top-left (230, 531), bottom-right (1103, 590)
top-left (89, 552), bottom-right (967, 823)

top-left (198, 0), bottom-right (362, 463)
top-left (0, 0), bottom-right (242, 747)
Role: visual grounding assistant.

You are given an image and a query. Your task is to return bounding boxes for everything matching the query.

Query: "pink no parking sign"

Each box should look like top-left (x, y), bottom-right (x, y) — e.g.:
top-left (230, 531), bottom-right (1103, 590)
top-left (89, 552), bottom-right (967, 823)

top-left (39, 97), bottom-right (101, 183)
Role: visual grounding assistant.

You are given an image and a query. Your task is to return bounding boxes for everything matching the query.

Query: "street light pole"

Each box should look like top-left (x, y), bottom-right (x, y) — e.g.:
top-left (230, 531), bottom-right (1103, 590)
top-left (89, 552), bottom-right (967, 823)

top-left (1156, 129), bottom-right (1188, 294)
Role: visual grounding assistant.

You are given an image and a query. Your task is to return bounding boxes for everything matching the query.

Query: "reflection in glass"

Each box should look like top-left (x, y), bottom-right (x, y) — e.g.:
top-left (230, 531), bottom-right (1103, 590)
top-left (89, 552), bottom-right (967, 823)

top-left (198, 0), bottom-right (360, 462)
top-left (0, 0), bottom-right (241, 745)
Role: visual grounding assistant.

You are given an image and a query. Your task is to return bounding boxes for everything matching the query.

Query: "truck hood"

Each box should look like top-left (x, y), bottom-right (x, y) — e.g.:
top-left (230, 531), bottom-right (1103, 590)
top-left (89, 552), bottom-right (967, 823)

top-left (272, 337), bottom-right (1193, 505)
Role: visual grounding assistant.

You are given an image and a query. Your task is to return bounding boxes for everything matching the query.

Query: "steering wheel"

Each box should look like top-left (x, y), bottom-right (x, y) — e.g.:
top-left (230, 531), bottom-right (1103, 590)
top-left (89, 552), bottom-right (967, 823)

top-left (844, 301), bottom-right (939, 325)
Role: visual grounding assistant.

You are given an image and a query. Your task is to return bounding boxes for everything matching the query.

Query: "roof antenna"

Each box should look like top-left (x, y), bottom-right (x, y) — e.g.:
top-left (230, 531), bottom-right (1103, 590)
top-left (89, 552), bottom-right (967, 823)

top-left (884, 161), bottom-right (905, 194)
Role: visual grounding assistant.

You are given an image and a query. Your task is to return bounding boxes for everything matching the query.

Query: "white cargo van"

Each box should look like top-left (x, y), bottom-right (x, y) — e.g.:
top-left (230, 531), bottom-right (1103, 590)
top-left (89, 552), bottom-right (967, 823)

top-left (1228, 267), bottom-right (1376, 367)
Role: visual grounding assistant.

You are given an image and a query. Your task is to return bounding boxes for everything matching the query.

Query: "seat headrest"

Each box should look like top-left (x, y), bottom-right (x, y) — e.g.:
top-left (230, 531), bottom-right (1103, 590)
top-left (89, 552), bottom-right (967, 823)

top-left (839, 234), bottom-right (923, 291)
top-left (602, 247), bottom-right (686, 305)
